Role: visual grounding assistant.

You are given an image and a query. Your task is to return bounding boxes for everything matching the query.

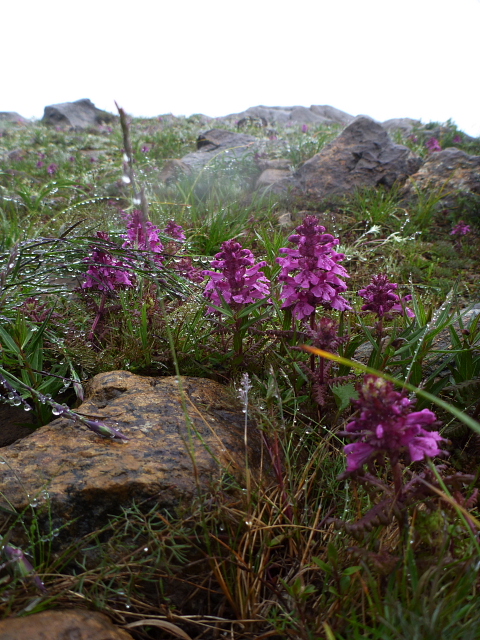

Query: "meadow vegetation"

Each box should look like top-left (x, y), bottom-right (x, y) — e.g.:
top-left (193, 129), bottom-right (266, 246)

top-left (0, 112), bottom-right (479, 639)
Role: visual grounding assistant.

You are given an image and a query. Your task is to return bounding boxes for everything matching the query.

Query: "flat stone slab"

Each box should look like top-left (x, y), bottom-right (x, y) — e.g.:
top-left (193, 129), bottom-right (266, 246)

top-left (0, 609), bottom-right (133, 640)
top-left (0, 372), bottom-right (261, 538)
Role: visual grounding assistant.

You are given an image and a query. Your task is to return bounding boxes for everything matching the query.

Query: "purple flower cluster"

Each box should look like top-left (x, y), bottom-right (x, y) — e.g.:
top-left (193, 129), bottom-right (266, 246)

top-left (122, 210), bottom-right (164, 263)
top-left (82, 232), bottom-right (133, 292)
top-left (163, 219), bottom-right (186, 242)
top-left (450, 221), bottom-right (471, 236)
top-left (358, 274), bottom-right (415, 319)
top-left (203, 239), bottom-right (270, 311)
top-left (277, 216), bottom-right (351, 320)
top-left (426, 137), bottom-right (442, 152)
top-left (343, 375), bottom-right (445, 474)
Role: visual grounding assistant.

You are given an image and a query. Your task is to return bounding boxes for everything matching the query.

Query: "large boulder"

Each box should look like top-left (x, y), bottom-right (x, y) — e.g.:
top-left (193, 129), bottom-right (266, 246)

top-left (41, 99), bottom-right (115, 129)
top-left (0, 371), bottom-right (262, 542)
top-left (400, 147), bottom-right (480, 213)
top-left (271, 116), bottom-right (423, 200)
top-left (0, 610), bottom-right (133, 640)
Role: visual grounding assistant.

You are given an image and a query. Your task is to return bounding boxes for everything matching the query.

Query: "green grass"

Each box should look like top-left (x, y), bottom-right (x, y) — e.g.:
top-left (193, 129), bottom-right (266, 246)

top-left (0, 114), bottom-right (480, 639)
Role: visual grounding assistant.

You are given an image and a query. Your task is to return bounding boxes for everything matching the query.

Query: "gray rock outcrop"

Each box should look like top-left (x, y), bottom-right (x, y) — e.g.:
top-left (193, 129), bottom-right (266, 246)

top-left (267, 116), bottom-right (423, 200)
top-left (42, 99), bottom-right (115, 129)
top-left (0, 111), bottom-right (27, 124)
top-left (222, 104), bottom-right (354, 126)
top-left (178, 128), bottom-right (259, 171)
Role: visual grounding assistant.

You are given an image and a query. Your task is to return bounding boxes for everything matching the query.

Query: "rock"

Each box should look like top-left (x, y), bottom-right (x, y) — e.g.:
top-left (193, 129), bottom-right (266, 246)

top-left (282, 116), bottom-right (423, 202)
top-left (0, 112), bottom-right (27, 124)
top-left (0, 372), bottom-right (261, 542)
top-left (381, 118), bottom-right (421, 135)
top-left (256, 167), bottom-right (292, 190)
top-left (222, 104), bottom-right (353, 126)
top-left (179, 128), bottom-right (259, 171)
top-left (41, 99), bottom-right (115, 130)
top-left (158, 159), bottom-right (193, 183)
top-left (400, 147), bottom-right (480, 212)
top-left (310, 105), bottom-right (355, 126)
top-left (0, 609), bottom-right (133, 640)
top-left (0, 404), bottom-right (34, 447)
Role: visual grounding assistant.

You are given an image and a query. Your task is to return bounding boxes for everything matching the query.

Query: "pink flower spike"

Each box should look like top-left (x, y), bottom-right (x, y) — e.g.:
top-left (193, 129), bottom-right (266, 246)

top-left (450, 221), bottom-right (471, 236)
top-left (203, 239), bottom-right (270, 312)
top-left (342, 375), bottom-right (446, 475)
top-left (358, 274), bottom-right (414, 319)
top-left (276, 215), bottom-right (351, 320)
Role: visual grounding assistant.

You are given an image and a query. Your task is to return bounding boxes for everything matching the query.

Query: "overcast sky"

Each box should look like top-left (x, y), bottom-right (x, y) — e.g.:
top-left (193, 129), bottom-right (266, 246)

top-left (3, 0), bottom-right (479, 135)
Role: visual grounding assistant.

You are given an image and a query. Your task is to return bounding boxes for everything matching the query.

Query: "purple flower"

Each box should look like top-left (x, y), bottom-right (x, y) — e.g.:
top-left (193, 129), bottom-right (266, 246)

top-left (172, 257), bottom-right (205, 283)
top-left (358, 274), bottom-right (415, 319)
top-left (3, 545), bottom-right (47, 592)
top-left (141, 145), bottom-right (150, 153)
top-left (453, 135), bottom-right (462, 144)
top-left (301, 124), bottom-right (309, 133)
top-left (343, 375), bottom-right (445, 474)
top-left (81, 419), bottom-right (130, 440)
top-left (450, 221), bottom-right (471, 236)
top-left (203, 239), bottom-right (270, 311)
top-left (426, 137), bottom-right (442, 152)
top-left (163, 220), bottom-right (186, 242)
top-left (276, 216), bottom-right (351, 320)
top-left (47, 163), bottom-right (58, 175)
top-left (36, 161), bottom-right (44, 168)
top-left (122, 210), bottom-right (164, 264)
top-left (82, 231), bottom-right (133, 291)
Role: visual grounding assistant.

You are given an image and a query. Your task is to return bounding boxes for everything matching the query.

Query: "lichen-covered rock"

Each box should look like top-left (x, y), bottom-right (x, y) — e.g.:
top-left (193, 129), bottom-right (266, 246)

top-left (400, 147), bottom-right (480, 213)
top-left (0, 609), bottom-right (133, 640)
top-left (287, 116), bottom-right (422, 201)
top-left (0, 372), bottom-right (261, 539)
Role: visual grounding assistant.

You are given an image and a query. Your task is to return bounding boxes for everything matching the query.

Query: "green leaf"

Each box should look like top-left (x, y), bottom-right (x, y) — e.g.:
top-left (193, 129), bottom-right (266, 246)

top-left (332, 382), bottom-right (358, 411)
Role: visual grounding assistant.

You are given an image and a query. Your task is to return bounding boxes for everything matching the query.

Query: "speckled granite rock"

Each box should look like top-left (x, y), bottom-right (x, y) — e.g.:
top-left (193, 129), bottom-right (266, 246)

top-left (0, 372), bottom-right (261, 539)
top-left (0, 609), bottom-right (133, 640)
top-left (400, 147), bottom-right (480, 213)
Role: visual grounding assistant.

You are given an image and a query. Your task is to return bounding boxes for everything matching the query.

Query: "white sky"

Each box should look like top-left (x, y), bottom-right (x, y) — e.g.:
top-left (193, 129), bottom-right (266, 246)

top-left (2, 0), bottom-right (480, 136)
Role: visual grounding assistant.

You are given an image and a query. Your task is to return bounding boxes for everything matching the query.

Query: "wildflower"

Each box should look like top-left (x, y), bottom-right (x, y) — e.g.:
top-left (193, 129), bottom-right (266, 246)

top-left (450, 221), bottom-right (471, 236)
top-left (277, 216), bottom-right (351, 320)
top-left (3, 545), bottom-right (47, 592)
top-left (301, 124), bottom-right (309, 133)
top-left (82, 231), bottom-right (133, 291)
top-left (173, 256), bottom-right (205, 283)
top-left (203, 239), bottom-right (270, 311)
top-left (426, 137), bottom-right (442, 152)
top-left (47, 163), bottom-right (58, 175)
top-left (122, 210), bottom-right (164, 264)
top-left (163, 220), bottom-right (186, 242)
top-left (343, 375), bottom-right (445, 474)
top-left (36, 161), bottom-right (44, 168)
top-left (358, 274), bottom-right (414, 319)
top-left (453, 135), bottom-right (462, 144)
top-left (141, 145), bottom-right (150, 153)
